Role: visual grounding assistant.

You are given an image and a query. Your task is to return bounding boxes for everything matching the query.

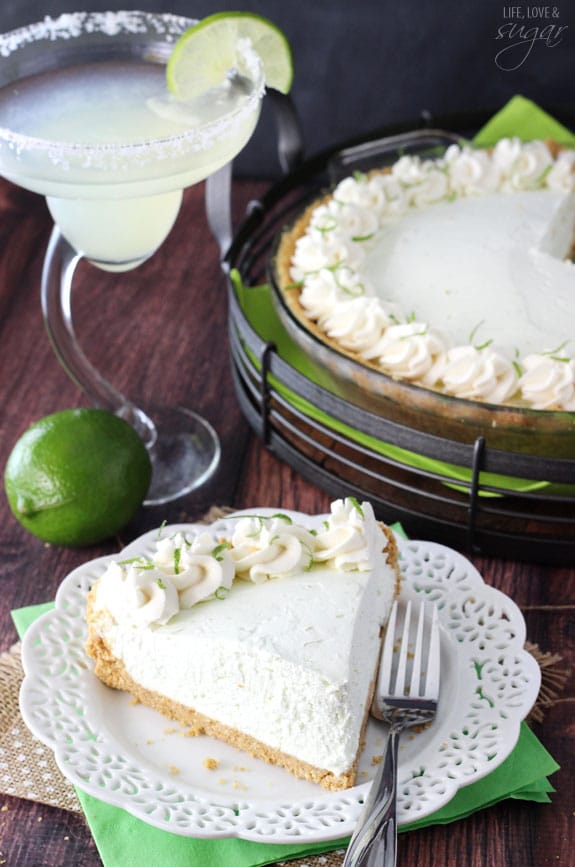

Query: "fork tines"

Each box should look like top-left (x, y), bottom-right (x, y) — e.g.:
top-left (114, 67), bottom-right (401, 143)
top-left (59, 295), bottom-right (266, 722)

top-left (377, 599), bottom-right (440, 704)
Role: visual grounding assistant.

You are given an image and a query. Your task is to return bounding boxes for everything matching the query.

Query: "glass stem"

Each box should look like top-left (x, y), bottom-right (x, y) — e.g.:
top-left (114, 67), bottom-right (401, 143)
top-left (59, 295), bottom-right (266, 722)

top-left (40, 226), bottom-right (157, 449)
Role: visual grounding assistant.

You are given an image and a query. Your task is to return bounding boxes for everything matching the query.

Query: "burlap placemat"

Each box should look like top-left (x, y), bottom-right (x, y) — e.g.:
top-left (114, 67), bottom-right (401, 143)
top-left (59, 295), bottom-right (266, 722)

top-left (0, 641), bottom-right (80, 812)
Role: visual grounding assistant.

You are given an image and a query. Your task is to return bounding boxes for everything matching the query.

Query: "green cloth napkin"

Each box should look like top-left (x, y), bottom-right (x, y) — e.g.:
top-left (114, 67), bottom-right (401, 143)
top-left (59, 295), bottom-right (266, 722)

top-left (474, 94), bottom-right (575, 147)
top-left (13, 594), bottom-right (558, 867)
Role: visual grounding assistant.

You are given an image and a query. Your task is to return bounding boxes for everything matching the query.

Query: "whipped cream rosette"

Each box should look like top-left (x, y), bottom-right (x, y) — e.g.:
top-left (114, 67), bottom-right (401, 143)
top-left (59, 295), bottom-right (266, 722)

top-left (362, 321), bottom-right (447, 386)
top-left (93, 560), bottom-right (179, 627)
top-left (153, 531), bottom-right (235, 607)
top-left (314, 498), bottom-right (386, 571)
top-left (230, 513), bottom-right (315, 582)
top-left (441, 345), bottom-right (520, 404)
top-left (518, 354), bottom-right (575, 410)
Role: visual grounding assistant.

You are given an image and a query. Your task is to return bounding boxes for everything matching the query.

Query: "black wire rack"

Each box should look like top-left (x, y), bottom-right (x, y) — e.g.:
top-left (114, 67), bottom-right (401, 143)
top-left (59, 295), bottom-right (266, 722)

top-left (222, 110), bottom-right (575, 565)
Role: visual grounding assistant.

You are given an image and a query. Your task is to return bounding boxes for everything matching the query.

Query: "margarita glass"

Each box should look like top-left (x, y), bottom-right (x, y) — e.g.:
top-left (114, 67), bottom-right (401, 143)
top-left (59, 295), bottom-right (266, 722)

top-left (0, 10), bottom-right (265, 503)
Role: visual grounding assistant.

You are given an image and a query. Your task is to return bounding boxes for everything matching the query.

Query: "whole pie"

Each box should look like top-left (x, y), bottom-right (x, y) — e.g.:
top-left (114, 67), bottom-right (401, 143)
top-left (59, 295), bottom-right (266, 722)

top-left (274, 138), bottom-right (575, 412)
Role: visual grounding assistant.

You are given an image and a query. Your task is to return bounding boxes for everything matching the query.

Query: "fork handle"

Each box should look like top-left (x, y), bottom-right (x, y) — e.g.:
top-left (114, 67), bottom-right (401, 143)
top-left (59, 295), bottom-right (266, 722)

top-left (342, 723), bottom-right (402, 867)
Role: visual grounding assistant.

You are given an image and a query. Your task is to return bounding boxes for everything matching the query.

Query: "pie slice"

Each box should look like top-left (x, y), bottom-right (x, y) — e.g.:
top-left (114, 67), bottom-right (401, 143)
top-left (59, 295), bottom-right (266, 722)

top-left (86, 498), bottom-right (400, 790)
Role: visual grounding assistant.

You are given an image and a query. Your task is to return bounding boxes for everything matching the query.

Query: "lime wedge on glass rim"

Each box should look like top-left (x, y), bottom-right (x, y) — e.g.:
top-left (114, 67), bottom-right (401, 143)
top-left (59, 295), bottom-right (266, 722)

top-left (166, 11), bottom-right (293, 99)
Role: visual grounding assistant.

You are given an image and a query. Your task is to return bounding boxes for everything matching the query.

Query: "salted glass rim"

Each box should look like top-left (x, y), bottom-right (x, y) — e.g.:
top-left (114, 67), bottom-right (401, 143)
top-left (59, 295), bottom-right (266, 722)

top-left (0, 9), bottom-right (266, 159)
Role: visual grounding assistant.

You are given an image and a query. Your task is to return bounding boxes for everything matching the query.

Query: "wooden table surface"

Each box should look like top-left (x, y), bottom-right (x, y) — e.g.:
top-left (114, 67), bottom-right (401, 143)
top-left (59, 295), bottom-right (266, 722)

top-left (0, 176), bottom-right (573, 866)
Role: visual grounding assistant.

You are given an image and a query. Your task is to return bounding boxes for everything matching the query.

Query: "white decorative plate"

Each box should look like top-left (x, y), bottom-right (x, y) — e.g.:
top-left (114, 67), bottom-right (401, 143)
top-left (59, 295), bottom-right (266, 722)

top-left (20, 511), bottom-right (541, 843)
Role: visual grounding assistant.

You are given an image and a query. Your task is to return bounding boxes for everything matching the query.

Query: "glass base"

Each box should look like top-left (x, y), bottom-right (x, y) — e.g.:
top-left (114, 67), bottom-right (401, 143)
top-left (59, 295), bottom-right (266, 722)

top-left (143, 405), bottom-right (220, 506)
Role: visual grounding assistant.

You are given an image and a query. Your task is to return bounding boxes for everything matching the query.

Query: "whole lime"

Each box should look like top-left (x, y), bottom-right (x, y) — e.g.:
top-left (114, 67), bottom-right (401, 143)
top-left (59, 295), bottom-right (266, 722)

top-left (4, 408), bottom-right (152, 546)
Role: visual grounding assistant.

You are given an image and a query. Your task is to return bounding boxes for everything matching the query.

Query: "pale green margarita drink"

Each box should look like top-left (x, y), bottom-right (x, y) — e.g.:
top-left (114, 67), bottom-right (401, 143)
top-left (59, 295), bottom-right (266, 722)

top-left (0, 11), bottom-right (263, 270)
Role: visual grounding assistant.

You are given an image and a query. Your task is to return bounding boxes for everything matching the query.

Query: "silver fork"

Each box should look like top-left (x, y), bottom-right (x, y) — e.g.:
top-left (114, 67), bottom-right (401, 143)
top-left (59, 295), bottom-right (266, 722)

top-left (343, 599), bottom-right (441, 867)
